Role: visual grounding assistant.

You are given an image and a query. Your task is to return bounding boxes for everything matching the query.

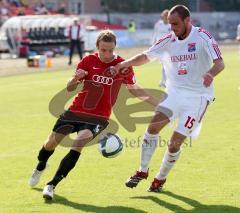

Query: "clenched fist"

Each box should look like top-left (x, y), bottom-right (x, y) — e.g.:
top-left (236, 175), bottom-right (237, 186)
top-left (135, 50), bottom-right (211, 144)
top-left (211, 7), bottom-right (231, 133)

top-left (203, 72), bottom-right (213, 87)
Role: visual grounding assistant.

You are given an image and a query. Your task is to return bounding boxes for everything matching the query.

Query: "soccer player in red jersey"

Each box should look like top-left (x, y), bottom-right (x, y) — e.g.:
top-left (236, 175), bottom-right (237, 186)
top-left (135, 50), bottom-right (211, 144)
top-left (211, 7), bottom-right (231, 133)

top-left (29, 30), bottom-right (158, 200)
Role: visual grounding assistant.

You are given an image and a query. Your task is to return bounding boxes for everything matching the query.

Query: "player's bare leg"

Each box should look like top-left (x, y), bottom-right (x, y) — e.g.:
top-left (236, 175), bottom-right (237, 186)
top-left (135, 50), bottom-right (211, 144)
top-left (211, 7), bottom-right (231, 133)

top-left (71, 129), bottom-right (93, 152)
top-left (29, 132), bottom-right (65, 187)
top-left (44, 132), bottom-right (66, 150)
top-left (148, 131), bottom-right (186, 192)
top-left (43, 129), bottom-right (93, 200)
top-left (126, 111), bottom-right (170, 188)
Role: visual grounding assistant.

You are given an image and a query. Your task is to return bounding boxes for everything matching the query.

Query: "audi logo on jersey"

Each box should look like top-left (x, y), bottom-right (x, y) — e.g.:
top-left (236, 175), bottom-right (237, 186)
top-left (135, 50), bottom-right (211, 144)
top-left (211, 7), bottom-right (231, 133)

top-left (92, 75), bottom-right (113, 85)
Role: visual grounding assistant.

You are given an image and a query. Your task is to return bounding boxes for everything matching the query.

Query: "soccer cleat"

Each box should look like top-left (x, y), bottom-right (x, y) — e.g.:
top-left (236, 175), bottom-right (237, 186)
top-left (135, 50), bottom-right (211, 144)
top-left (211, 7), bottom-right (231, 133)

top-left (125, 170), bottom-right (149, 188)
top-left (147, 178), bottom-right (166, 192)
top-left (43, 185), bottom-right (55, 200)
top-left (29, 168), bottom-right (46, 187)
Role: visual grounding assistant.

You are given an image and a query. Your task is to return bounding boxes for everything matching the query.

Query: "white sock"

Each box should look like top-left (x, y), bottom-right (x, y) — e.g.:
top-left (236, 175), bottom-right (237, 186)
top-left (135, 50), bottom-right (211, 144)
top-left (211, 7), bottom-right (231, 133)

top-left (139, 131), bottom-right (159, 173)
top-left (155, 149), bottom-right (181, 180)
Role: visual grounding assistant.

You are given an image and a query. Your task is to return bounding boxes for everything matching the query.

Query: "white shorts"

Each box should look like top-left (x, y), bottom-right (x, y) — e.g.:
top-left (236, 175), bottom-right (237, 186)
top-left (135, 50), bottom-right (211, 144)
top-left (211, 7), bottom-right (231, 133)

top-left (156, 88), bottom-right (209, 137)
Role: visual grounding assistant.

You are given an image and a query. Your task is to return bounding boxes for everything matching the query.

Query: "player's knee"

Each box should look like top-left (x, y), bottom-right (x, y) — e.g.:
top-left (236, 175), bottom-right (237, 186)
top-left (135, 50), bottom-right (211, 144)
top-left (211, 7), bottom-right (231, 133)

top-left (47, 133), bottom-right (57, 143)
top-left (168, 131), bottom-right (186, 152)
top-left (44, 133), bottom-right (58, 150)
top-left (147, 125), bottom-right (160, 135)
top-left (148, 112), bottom-right (169, 134)
top-left (148, 127), bottom-right (159, 135)
top-left (168, 141), bottom-right (181, 153)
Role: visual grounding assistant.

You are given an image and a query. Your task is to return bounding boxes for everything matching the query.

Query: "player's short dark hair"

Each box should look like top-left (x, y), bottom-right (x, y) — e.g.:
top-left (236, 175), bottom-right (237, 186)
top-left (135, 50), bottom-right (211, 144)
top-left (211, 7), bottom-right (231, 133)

top-left (96, 30), bottom-right (116, 46)
top-left (169, 5), bottom-right (190, 21)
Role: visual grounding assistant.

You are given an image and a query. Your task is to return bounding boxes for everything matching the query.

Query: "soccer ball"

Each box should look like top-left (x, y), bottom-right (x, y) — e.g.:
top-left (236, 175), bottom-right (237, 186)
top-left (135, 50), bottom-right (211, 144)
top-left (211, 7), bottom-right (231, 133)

top-left (98, 133), bottom-right (123, 158)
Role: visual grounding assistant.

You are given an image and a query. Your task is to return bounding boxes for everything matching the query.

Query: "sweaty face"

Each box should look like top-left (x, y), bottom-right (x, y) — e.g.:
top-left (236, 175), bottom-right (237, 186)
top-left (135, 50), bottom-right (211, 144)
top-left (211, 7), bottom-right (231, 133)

top-left (97, 41), bottom-right (116, 63)
top-left (168, 12), bottom-right (187, 38)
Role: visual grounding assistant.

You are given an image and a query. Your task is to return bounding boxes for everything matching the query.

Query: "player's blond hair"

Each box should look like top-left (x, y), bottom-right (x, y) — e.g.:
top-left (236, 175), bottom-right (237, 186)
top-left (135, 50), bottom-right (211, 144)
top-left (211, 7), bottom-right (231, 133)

top-left (96, 30), bottom-right (116, 46)
top-left (161, 9), bottom-right (169, 16)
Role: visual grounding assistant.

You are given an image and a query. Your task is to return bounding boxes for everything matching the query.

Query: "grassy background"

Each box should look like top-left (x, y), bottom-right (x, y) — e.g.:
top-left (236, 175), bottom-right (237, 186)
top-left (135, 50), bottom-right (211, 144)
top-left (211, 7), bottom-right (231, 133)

top-left (0, 45), bottom-right (239, 212)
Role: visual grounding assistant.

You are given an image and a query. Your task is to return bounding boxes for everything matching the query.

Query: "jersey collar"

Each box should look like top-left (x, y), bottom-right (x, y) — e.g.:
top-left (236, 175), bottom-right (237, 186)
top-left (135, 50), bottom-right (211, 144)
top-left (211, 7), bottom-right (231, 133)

top-left (176, 25), bottom-right (195, 43)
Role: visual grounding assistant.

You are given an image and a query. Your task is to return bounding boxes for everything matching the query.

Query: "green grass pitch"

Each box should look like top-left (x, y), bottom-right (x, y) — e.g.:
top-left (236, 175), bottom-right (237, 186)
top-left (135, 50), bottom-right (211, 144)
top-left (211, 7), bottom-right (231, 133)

top-left (0, 46), bottom-right (239, 212)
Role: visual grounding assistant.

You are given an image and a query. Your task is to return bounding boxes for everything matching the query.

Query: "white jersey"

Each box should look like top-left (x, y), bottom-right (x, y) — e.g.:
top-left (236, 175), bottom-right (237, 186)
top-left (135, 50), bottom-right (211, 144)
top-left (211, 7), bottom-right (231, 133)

top-left (151, 20), bottom-right (171, 45)
top-left (237, 24), bottom-right (240, 40)
top-left (64, 24), bottom-right (85, 40)
top-left (145, 26), bottom-right (222, 101)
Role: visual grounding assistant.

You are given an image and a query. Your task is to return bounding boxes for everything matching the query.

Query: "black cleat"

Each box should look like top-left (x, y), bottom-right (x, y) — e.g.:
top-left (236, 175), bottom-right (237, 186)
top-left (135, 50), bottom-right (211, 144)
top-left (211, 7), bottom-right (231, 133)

top-left (125, 170), bottom-right (149, 188)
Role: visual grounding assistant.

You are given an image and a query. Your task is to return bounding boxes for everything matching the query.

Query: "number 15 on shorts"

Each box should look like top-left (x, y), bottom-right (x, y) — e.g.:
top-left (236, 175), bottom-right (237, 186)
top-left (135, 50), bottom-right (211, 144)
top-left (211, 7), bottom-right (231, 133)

top-left (184, 116), bottom-right (196, 129)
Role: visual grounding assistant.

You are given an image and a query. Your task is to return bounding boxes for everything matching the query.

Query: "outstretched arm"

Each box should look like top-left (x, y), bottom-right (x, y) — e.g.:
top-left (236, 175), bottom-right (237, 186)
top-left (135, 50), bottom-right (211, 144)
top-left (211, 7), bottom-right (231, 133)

top-left (126, 83), bottom-right (159, 107)
top-left (115, 53), bottom-right (150, 72)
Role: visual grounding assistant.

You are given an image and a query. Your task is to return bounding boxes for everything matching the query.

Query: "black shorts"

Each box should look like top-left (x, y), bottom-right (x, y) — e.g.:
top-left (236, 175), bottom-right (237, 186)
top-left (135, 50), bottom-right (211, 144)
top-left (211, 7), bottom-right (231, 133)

top-left (52, 110), bottom-right (109, 138)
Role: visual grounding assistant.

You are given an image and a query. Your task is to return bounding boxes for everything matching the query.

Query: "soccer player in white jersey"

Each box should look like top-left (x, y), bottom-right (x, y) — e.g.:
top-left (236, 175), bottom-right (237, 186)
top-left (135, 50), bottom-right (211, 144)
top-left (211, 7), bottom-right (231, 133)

top-left (115, 5), bottom-right (225, 192)
top-left (237, 23), bottom-right (240, 41)
top-left (237, 24), bottom-right (240, 56)
top-left (152, 10), bottom-right (171, 45)
top-left (151, 9), bottom-right (171, 87)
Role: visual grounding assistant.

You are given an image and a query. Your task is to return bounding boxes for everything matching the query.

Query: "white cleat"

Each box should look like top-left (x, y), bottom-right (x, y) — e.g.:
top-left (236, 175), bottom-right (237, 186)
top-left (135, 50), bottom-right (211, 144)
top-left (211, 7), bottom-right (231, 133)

top-left (29, 169), bottom-right (45, 187)
top-left (29, 164), bottom-right (48, 187)
top-left (43, 185), bottom-right (54, 200)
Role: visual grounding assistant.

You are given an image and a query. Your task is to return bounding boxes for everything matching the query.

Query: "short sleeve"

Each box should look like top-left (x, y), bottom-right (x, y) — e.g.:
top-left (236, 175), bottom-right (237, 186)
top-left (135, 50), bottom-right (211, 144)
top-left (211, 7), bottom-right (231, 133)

top-left (144, 34), bottom-right (172, 61)
top-left (76, 56), bottom-right (89, 72)
top-left (200, 28), bottom-right (222, 60)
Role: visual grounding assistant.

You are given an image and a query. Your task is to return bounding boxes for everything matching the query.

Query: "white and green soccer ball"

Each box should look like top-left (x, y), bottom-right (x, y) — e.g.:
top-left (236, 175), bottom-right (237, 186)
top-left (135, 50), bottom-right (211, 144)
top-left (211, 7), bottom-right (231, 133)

top-left (98, 133), bottom-right (123, 158)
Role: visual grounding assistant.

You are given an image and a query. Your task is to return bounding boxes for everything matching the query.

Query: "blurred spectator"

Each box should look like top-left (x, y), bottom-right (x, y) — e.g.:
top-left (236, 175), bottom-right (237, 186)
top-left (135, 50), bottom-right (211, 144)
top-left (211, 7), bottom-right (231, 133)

top-left (151, 9), bottom-right (171, 88)
top-left (17, 6), bottom-right (25, 16)
top-left (35, 3), bottom-right (48, 15)
top-left (237, 23), bottom-right (240, 41)
top-left (151, 9), bottom-right (171, 45)
top-left (8, 0), bottom-right (21, 7)
top-left (20, 27), bottom-right (29, 43)
top-left (0, 0), bottom-right (9, 25)
top-left (58, 3), bottom-right (66, 14)
top-left (65, 18), bottom-right (85, 65)
top-left (24, 4), bottom-right (34, 15)
top-left (128, 19), bottom-right (136, 33)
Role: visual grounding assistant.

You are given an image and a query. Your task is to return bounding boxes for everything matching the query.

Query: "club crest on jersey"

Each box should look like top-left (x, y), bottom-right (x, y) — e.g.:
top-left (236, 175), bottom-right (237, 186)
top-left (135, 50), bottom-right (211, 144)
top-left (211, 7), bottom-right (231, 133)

top-left (178, 62), bottom-right (188, 75)
top-left (188, 43), bottom-right (196, 52)
top-left (104, 66), bottom-right (117, 77)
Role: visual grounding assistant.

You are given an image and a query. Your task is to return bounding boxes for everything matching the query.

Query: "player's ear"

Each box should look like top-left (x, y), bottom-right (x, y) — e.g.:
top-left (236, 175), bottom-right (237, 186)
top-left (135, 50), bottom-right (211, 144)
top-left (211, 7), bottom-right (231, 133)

top-left (96, 41), bottom-right (99, 50)
top-left (184, 17), bottom-right (190, 24)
